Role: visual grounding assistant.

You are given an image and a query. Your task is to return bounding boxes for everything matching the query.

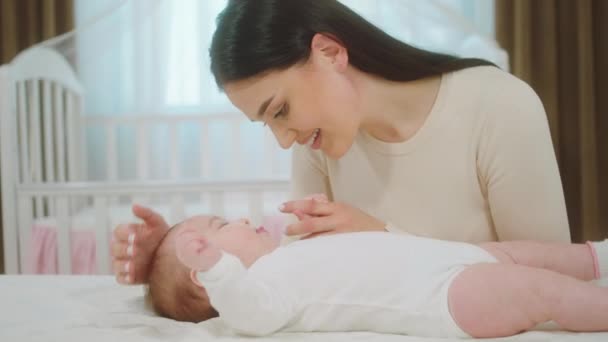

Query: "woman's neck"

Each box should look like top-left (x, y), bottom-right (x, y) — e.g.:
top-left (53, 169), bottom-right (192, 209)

top-left (350, 68), bottom-right (442, 143)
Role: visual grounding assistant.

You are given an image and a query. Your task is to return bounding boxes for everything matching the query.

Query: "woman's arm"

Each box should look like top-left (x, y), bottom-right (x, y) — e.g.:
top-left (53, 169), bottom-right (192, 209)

top-left (477, 73), bottom-right (570, 242)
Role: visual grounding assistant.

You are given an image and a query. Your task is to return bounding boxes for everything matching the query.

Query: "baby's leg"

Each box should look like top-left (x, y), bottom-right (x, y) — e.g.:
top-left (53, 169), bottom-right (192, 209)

top-left (479, 241), bottom-right (597, 281)
top-left (448, 263), bottom-right (608, 338)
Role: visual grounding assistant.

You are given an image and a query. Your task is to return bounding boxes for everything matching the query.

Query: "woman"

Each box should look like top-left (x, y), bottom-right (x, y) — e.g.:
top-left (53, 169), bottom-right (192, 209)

top-left (111, 0), bottom-right (579, 285)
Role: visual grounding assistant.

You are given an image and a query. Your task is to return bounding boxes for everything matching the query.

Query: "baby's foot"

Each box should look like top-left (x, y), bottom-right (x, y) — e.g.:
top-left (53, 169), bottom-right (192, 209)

top-left (111, 204), bottom-right (170, 284)
top-left (176, 229), bottom-right (222, 272)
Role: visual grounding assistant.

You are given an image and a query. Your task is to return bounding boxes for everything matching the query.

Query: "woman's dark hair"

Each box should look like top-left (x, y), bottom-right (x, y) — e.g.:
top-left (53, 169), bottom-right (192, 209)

top-left (210, 0), bottom-right (495, 89)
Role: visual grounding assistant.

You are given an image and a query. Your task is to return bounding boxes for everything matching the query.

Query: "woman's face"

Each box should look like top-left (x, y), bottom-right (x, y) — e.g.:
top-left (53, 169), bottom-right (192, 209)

top-left (224, 35), bottom-right (362, 159)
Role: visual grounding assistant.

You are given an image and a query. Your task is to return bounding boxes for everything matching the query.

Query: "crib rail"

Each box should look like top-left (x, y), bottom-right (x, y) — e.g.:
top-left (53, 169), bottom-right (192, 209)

top-left (16, 179), bottom-right (290, 275)
top-left (84, 113), bottom-right (285, 181)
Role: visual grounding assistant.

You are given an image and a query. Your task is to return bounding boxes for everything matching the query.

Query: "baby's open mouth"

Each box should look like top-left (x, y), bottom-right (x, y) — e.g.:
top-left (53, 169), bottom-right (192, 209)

top-left (255, 226), bottom-right (267, 234)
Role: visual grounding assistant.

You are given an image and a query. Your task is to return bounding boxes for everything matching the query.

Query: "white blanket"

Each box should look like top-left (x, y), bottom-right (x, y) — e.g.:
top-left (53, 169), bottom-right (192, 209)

top-left (0, 275), bottom-right (606, 342)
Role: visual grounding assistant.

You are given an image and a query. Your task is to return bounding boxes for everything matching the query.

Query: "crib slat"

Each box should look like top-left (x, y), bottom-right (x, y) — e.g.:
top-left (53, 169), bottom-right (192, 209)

top-left (136, 123), bottom-right (149, 180)
top-left (54, 85), bottom-right (66, 182)
top-left (29, 81), bottom-right (44, 218)
top-left (94, 196), bottom-right (110, 274)
top-left (230, 120), bottom-right (241, 179)
top-left (264, 128), bottom-right (276, 177)
top-left (248, 190), bottom-right (263, 227)
top-left (17, 195), bottom-right (33, 273)
top-left (76, 91), bottom-right (88, 182)
top-left (56, 196), bottom-right (72, 274)
top-left (170, 194), bottom-right (185, 224)
top-left (169, 122), bottom-right (179, 179)
top-left (42, 81), bottom-right (55, 182)
top-left (106, 124), bottom-right (117, 180)
top-left (65, 93), bottom-right (77, 181)
top-left (210, 192), bottom-right (225, 218)
top-left (17, 82), bottom-right (30, 184)
top-left (200, 121), bottom-right (210, 179)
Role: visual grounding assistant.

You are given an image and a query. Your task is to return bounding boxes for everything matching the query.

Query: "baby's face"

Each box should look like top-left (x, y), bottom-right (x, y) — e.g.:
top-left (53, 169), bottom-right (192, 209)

top-left (177, 215), bottom-right (279, 266)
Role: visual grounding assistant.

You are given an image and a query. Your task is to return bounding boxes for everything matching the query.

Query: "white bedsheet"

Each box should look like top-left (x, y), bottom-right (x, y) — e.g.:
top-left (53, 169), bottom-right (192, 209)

top-left (0, 275), bottom-right (606, 342)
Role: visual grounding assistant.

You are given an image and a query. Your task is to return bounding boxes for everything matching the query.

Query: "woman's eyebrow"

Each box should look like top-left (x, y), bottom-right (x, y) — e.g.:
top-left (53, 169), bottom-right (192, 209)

top-left (256, 95), bottom-right (275, 119)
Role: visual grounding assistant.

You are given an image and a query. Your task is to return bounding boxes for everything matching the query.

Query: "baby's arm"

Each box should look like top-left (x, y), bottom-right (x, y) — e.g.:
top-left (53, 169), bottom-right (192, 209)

top-left (176, 231), bottom-right (294, 336)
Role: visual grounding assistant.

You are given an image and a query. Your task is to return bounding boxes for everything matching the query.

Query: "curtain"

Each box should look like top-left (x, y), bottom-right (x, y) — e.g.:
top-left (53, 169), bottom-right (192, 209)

top-left (0, 0), bottom-right (74, 63)
top-left (495, 0), bottom-right (608, 242)
top-left (0, 0), bottom-right (74, 273)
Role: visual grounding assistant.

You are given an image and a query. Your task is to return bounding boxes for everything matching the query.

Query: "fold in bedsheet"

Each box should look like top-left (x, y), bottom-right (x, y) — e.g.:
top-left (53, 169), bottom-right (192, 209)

top-left (0, 275), bottom-right (607, 342)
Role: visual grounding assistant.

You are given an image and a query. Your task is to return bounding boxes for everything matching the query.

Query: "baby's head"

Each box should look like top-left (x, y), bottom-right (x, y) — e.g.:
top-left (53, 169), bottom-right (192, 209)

top-left (147, 215), bottom-right (279, 322)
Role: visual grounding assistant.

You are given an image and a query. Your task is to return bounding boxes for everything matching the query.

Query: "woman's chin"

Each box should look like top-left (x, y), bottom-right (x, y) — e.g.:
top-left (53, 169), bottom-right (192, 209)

top-left (323, 144), bottom-right (348, 160)
top-left (322, 137), bottom-right (356, 160)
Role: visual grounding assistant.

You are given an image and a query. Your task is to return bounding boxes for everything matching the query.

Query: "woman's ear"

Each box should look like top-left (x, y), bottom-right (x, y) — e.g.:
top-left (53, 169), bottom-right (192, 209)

top-left (310, 33), bottom-right (348, 72)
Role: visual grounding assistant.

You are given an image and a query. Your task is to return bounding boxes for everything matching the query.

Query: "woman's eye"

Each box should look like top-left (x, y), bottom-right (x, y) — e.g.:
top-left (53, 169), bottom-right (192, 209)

top-left (273, 104), bottom-right (288, 119)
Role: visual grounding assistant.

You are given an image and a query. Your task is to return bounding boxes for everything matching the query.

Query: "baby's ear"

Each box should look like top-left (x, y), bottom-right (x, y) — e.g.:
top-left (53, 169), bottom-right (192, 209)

top-left (190, 269), bottom-right (205, 288)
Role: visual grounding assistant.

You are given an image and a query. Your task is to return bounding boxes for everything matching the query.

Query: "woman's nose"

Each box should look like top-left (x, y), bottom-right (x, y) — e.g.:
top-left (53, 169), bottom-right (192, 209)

top-left (270, 126), bottom-right (296, 149)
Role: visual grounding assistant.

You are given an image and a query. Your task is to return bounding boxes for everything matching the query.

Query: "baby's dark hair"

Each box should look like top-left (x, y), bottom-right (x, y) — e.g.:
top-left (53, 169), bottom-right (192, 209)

top-left (145, 224), bottom-right (218, 322)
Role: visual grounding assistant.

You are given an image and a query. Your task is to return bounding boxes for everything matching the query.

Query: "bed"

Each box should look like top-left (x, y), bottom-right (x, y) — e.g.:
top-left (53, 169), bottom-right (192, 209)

top-left (1, 275), bottom-right (607, 342)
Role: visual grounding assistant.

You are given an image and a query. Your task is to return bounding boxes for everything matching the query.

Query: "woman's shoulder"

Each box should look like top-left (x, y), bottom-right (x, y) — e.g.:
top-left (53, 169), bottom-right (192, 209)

top-left (447, 66), bottom-right (545, 121)
top-left (450, 66), bottom-right (538, 101)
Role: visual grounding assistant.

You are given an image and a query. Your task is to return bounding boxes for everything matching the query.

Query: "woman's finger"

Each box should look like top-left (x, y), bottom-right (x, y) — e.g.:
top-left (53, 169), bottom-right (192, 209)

top-left (132, 204), bottom-right (168, 228)
top-left (280, 199), bottom-right (334, 216)
top-left (115, 272), bottom-right (132, 284)
top-left (304, 193), bottom-right (329, 203)
top-left (292, 209), bottom-right (313, 221)
top-left (113, 223), bottom-right (136, 241)
top-left (111, 241), bottom-right (135, 259)
top-left (286, 216), bottom-right (339, 236)
top-left (112, 258), bottom-right (132, 275)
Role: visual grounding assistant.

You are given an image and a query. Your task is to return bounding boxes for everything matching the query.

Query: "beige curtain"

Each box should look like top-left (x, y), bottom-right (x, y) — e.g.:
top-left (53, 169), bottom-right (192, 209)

top-left (496, 0), bottom-right (608, 243)
top-left (0, 0), bottom-right (74, 273)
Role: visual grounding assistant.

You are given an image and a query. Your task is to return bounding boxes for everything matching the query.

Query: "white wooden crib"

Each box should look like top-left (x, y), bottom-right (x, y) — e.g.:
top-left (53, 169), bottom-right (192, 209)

top-left (0, 46), bottom-right (290, 275)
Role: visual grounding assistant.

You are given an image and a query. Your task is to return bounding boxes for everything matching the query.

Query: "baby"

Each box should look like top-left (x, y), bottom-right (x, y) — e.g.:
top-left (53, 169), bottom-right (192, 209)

top-left (146, 215), bottom-right (608, 338)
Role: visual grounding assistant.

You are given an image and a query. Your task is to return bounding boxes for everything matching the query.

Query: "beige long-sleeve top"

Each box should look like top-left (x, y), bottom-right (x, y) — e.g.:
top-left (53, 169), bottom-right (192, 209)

top-left (290, 66), bottom-right (570, 243)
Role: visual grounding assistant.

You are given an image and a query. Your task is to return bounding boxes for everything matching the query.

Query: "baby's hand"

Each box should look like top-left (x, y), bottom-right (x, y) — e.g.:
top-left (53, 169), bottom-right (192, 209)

top-left (175, 229), bottom-right (222, 272)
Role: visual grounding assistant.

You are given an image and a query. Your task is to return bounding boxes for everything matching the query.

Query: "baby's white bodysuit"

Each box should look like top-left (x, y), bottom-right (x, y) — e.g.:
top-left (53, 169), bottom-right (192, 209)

top-left (197, 232), bottom-right (497, 337)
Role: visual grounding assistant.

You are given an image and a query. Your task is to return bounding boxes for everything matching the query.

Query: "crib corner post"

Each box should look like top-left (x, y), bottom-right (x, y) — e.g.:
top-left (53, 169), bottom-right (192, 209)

top-left (0, 65), bottom-right (20, 274)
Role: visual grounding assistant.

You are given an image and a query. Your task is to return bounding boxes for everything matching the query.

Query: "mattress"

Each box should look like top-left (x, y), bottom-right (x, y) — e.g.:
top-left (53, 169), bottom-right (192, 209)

top-left (1, 275), bottom-right (607, 342)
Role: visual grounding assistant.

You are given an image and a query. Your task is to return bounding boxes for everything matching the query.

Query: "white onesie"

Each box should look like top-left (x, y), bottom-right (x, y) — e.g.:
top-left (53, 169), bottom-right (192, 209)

top-left (197, 232), bottom-right (497, 337)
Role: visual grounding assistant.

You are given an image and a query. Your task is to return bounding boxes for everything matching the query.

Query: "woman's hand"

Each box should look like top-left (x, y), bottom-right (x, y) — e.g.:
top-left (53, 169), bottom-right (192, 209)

top-left (111, 204), bottom-right (170, 284)
top-left (280, 195), bottom-right (386, 238)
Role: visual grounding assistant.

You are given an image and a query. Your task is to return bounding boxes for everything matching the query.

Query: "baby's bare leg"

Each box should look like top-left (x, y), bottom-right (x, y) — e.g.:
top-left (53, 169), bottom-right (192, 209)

top-left (479, 241), bottom-right (597, 281)
top-left (449, 263), bottom-right (608, 338)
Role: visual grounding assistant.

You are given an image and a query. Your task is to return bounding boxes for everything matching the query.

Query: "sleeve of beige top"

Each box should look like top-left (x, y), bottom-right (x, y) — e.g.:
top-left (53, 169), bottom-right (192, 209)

top-left (477, 74), bottom-right (571, 242)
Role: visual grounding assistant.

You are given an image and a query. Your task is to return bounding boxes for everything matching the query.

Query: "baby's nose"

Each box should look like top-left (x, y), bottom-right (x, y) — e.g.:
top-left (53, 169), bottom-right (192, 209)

top-left (238, 218), bottom-right (250, 225)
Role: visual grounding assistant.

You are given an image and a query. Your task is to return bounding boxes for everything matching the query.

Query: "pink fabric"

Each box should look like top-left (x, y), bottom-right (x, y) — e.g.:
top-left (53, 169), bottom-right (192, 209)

top-left (28, 224), bottom-right (110, 274)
